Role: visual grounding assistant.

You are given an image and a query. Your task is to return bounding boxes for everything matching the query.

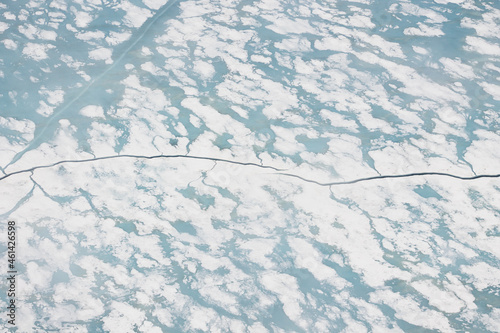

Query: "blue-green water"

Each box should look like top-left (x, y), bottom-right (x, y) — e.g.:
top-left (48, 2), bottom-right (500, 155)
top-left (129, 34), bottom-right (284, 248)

top-left (1, 0), bottom-right (500, 331)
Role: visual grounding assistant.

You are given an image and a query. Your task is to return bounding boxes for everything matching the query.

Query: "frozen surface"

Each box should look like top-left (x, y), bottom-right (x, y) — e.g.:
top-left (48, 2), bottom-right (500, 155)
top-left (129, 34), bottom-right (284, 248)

top-left (1, 0), bottom-right (500, 331)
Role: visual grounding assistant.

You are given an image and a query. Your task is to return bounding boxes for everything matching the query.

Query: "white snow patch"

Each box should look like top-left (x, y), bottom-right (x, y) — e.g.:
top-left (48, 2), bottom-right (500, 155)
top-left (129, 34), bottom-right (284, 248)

top-left (192, 60), bottom-right (215, 80)
top-left (119, 1), bottom-right (153, 28)
top-left (370, 290), bottom-right (454, 332)
top-left (102, 302), bottom-right (146, 333)
top-left (143, 0), bottom-right (168, 10)
top-left (106, 31), bottom-right (132, 45)
top-left (464, 130), bottom-right (500, 174)
top-left (2, 39), bottom-right (17, 50)
top-left (0, 21), bottom-right (9, 33)
top-left (480, 82), bottom-right (500, 101)
top-left (73, 11), bottom-right (93, 28)
top-left (439, 57), bottom-right (476, 79)
top-left (314, 36), bottom-right (352, 52)
top-left (461, 262), bottom-right (500, 291)
top-left (251, 54), bottom-right (271, 64)
top-left (265, 17), bottom-right (316, 35)
top-left (412, 46), bottom-right (428, 54)
top-left (465, 37), bottom-right (500, 56)
top-left (412, 280), bottom-right (465, 313)
top-left (260, 272), bottom-right (306, 327)
top-left (404, 23), bottom-right (444, 37)
top-left (80, 105), bottom-right (105, 118)
top-left (36, 101), bottom-right (55, 117)
top-left (275, 37), bottom-right (312, 52)
top-left (22, 43), bottom-right (55, 61)
top-left (89, 47), bottom-right (113, 64)
top-left (76, 31), bottom-right (105, 41)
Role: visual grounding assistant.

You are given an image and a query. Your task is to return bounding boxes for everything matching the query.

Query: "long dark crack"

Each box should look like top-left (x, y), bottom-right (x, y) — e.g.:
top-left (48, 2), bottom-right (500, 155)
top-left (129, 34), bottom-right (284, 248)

top-left (278, 171), bottom-right (500, 186)
top-left (0, 154), bottom-right (499, 186)
top-left (0, 154), bottom-right (285, 182)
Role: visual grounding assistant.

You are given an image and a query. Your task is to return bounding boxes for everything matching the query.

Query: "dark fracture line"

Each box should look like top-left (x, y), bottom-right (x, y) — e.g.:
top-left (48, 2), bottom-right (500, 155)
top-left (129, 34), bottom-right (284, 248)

top-left (278, 171), bottom-right (500, 187)
top-left (0, 154), bottom-right (499, 186)
top-left (0, 154), bottom-right (285, 182)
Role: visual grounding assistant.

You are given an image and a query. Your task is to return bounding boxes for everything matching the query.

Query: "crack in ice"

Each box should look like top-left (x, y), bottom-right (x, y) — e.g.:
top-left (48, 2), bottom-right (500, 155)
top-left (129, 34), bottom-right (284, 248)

top-left (0, 154), bottom-right (285, 182)
top-left (278, 171), bottom-right (500, 187)
top-left (0, 154), bottom-right (499, 187)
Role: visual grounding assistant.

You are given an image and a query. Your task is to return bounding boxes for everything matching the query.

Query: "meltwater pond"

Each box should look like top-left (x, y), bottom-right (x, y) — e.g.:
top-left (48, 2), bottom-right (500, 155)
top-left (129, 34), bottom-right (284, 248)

top-left (1, 0), bottom-right (500, 332)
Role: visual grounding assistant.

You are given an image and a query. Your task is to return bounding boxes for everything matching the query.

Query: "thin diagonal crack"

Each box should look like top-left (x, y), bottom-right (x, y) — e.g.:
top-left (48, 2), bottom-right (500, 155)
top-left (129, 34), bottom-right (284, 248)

top-left (4, 0), bottom-right (181, 170)
top-left (0, 154), bottom-right (499, 186)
